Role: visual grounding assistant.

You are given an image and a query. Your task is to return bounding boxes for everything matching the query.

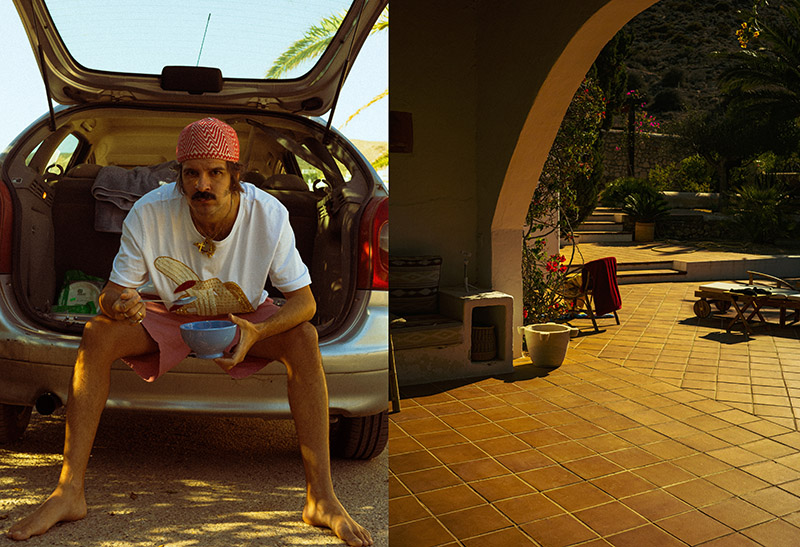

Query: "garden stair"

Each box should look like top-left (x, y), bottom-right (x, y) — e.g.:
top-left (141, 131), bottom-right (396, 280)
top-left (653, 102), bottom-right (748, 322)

top-left (615, 260), bottom-right (687, 284)
top-left (569, 207), bottom-right (632, 244)
top-left (566, 206), bottom-right (687, 284)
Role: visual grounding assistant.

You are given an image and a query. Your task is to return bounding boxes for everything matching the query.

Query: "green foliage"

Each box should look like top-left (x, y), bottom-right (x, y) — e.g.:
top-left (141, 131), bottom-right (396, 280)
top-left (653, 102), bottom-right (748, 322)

top-left (650, 89), bottom-right (684, 113)
top-left (266, 12), bottom-right (345, 78)
top-left (720, 0), bottom-right (800, 124)
top-left (267, 6), bottom-right (388, 78)
top-left (623, 191), bottom-right (671, 223)
top-left (659, 68), bottom-right (685, 88)
top-left (521, 246), bottom-right (572, 324)
top-left (526, 78), bottom-right (607, 237)
top-left (588, 29), bottom-right (632, 131)
top-left (599, 177), bottom-right (659, 207)
top-left (523, 78), bottom-right (607, 324)
top-left (371, 151), bottom-right (388, 171)
top-left (648, 155), bottom-right (715, 192)
top-left (728, 175), bottom-right (795, 243)
top-left (670, 106), bottom-right (799, 196)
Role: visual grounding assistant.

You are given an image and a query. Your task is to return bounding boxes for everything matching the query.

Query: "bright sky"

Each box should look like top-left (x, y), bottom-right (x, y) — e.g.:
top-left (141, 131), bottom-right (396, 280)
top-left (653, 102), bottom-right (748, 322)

top-left (0, 1), bottom-right (387, 150)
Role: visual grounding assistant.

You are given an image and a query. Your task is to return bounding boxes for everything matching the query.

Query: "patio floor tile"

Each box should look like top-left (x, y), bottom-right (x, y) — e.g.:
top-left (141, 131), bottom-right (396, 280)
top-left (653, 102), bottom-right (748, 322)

top-left (436, 505), bottom-right (512, 540)
top-left (520, 514), bottom-right (599, 547)
top-left (701, 497), bottom-right (773, 530)
top-left (469, 474), bottom-right (535, 502)
top-left (573, 501), bottom-right (648, 536)
top-left (389, 495), bottom-right (430, 526)
top-left (657, 510), bottom-right (734, 544)
top-left (460, 527), bottom-right (539, 547)
top-left (389, 517), bottom-right (454, 547)
top-left (416, 484), bottom-right (485, 515)
top-left (390, 276), bottom-right (800, 545)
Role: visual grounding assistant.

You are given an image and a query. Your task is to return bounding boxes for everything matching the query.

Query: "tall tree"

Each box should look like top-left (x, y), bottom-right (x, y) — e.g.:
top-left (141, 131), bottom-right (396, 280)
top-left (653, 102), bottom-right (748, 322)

top-left (672, 105), bottom-right (798, 204)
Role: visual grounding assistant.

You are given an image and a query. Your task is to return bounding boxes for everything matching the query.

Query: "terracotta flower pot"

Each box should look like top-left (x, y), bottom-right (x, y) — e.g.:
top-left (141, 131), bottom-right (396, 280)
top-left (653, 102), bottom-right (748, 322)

top-left (634, 221), bottom-right (655, 242)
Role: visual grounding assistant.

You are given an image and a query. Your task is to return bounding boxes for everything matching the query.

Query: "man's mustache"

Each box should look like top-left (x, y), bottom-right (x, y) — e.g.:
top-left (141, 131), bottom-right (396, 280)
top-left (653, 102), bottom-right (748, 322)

top-left (191, 191), bottom-right (216, 201)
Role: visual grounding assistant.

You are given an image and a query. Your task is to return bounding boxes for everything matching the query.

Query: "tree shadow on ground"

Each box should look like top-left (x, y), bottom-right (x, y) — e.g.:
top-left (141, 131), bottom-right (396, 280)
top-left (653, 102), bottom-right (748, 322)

top-left (1, 411), bottom-right (387, 547)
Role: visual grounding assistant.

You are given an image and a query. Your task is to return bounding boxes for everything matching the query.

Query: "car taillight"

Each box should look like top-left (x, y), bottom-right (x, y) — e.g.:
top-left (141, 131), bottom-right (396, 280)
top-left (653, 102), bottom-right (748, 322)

top-left (0, 180), bottom-right (13, 274)
top-left (357, 197), bottom-right (388, 290)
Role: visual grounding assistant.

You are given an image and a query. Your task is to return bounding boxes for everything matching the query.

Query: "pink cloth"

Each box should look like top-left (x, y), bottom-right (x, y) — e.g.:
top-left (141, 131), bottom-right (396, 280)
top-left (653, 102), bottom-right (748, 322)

top-left (123, 299), bottom-right (280, 382)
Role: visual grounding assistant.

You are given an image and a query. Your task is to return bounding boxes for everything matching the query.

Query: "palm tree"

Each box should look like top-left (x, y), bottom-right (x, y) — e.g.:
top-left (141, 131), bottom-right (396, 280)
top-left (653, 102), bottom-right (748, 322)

top-left (266, 7), bottom-right (388, 79)
top-left (266, 6), bottom-right (388, 170)
top-left (719, 0), bottom-right (800, 124)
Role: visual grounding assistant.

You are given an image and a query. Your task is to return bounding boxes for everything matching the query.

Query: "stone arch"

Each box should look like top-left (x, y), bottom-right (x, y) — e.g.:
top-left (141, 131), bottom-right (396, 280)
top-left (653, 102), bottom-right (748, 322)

top-left (491, 0), bottom-right (659, 355)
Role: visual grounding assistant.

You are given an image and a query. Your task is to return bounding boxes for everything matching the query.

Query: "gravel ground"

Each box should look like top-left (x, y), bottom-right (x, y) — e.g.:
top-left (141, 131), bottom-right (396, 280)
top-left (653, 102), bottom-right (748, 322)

top-left (1, 410), bottom-right (388, 546)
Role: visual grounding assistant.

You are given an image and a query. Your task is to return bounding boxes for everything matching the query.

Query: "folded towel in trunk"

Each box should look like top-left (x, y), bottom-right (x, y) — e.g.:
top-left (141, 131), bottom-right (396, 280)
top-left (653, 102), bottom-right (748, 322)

top-left (92, 161), bottom-right (177, 232)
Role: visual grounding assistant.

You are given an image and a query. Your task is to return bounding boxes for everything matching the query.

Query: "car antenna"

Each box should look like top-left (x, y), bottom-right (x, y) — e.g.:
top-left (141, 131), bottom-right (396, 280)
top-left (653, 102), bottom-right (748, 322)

top-left (323, 0), bottom-right (366, 144)
top-left (196, 13), bottom-right (211, 66)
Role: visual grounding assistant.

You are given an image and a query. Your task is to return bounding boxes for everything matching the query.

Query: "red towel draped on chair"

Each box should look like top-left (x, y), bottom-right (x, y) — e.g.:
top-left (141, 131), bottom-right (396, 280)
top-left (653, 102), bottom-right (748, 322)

top-left (581, 257), bottom-right (622, 317)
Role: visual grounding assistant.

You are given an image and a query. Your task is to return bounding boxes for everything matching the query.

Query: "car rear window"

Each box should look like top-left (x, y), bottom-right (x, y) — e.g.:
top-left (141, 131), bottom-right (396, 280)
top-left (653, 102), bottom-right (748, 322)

top-left (44, 0), bottom-right (358, 80)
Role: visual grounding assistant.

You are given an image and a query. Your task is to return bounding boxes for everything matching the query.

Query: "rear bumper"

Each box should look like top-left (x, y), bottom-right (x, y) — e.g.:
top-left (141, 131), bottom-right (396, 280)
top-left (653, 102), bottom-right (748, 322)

top-left (0, 287), bottom-right (388, 418)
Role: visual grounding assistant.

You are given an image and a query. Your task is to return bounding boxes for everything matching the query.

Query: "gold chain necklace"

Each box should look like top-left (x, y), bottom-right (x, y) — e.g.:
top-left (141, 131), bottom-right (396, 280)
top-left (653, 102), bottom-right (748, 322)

top-left (193, 197), bottom-right (234, 258)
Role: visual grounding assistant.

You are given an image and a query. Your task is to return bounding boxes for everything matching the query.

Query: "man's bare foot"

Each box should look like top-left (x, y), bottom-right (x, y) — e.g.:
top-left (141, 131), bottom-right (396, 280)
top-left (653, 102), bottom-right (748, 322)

top-left (6, 488), bottom-right (87, 541)
top-left (303, 496), bottom-right (373, 547)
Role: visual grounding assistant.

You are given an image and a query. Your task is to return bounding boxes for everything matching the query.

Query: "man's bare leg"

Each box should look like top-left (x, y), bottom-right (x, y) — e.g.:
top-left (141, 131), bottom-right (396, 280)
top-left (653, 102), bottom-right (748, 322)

top-left (251, 323), bottom-right (373, 547)
top-left (6, 318), bottom-right (157, 541)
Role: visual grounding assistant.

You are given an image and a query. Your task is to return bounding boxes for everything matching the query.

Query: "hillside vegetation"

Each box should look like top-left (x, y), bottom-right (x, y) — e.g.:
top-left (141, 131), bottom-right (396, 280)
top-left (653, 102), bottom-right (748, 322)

top-left (622, 0), bottom-right (776, 123)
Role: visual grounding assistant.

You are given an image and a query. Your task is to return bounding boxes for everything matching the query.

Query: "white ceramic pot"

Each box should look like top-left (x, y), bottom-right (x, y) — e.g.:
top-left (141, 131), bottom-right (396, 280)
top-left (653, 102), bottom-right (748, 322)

top-left (517, 323), bottom-right (576, 368)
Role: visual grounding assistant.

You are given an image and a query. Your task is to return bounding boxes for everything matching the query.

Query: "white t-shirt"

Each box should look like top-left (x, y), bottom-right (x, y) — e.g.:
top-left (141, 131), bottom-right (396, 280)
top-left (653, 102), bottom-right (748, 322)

top-left (109, 182), bottom-right (311, 316)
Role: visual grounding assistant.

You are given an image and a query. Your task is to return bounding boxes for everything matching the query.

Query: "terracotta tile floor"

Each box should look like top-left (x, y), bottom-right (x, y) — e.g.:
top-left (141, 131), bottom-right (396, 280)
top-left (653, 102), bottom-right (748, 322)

top-left (390, 278), bottom-right (800, 545)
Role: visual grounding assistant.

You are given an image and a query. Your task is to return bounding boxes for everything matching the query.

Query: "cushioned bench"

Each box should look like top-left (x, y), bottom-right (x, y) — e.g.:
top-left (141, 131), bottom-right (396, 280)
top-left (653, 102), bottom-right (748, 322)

top-left (389, 256), bottom-right (463, 351)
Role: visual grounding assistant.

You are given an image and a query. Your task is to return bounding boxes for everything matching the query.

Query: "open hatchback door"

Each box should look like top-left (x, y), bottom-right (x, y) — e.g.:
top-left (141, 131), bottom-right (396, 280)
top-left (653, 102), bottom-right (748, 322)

top-left (14, 0), bottom-right (387, 115)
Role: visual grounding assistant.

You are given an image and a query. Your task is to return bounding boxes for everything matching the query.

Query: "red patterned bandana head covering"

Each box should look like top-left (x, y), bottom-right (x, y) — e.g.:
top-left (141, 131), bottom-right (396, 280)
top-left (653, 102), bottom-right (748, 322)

top-left (176, 117), bottom-right (239, 163)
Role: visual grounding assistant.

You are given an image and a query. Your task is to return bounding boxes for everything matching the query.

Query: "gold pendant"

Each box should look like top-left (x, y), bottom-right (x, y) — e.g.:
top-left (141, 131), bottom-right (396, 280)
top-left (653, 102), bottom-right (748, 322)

top-left (194, 237), bottom-right (216, 258)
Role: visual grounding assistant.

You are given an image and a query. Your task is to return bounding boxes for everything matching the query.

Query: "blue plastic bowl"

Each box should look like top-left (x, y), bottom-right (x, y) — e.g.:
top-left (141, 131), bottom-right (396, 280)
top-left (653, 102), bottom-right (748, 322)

top-left (179, 320), bottom-right (237, 359)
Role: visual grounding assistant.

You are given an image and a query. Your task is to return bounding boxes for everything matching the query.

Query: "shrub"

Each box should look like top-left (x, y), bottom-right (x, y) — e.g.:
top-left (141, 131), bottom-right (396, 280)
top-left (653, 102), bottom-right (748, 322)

top-left (659, 68), bottom-right (685, 89)
top-left (600, 177), bottom-right (660, 207)
top-left (648, 155), bottom-right (715, 193)
top-left (650, 89), bottom-right (684, 113)
top-left (728, 175), bottom-right (795, 243)
top-left (623, 191), bottom-right (671, 223)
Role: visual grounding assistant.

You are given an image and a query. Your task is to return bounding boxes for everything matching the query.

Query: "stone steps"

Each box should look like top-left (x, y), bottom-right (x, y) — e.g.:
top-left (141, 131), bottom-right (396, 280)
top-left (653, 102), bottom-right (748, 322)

top-left (567, 206), bottom-right (632, 244)
top-left (616, 261), bottom-right (687, 284)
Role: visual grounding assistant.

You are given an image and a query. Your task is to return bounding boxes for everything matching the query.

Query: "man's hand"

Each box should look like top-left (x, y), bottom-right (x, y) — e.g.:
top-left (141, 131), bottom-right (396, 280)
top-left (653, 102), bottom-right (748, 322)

top-left (100, 283), bottom-right (146, 325)
top-left (214, 314), bottom-right (261, 372)
top-left (212, 286), bottom-right (316, 372)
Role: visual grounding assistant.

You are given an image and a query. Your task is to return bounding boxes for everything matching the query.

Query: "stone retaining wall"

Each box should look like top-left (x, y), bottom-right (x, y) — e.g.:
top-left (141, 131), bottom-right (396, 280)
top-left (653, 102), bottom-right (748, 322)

top-left (602, 129), bottom-right (679, 182)
top-left (656, 213), bottom-right (732, 241)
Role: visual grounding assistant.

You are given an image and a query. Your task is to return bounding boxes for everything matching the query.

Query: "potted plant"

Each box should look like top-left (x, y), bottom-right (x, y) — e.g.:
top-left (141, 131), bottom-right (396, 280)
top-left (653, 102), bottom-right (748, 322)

top-left (520, 247), bottom-right (579, 367)
top-left (622, 190), bottom-right (671, 242)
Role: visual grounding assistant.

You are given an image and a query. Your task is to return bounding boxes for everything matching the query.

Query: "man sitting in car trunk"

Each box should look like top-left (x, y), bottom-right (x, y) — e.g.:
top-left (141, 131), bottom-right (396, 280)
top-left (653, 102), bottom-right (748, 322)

top-left (7, 117), bottom-right (373, 547)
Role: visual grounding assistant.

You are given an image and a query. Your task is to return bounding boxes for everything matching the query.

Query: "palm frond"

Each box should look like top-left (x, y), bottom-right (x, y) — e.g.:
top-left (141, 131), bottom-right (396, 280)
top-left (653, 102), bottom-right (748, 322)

top-left (266, 6), bottom-right (388, 79)
top-left (266, 12), bottom-right (345, 78)
top-left (371, 6), bottom-right (388, 34)
top-left (371, 150), bottom-right (388, 170)
top-left (340, 90), bottom-right (388, 129)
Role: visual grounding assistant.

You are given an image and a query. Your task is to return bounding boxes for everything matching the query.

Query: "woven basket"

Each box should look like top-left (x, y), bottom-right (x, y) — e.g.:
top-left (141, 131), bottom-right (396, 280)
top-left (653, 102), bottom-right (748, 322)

top-left (471, 325), bottom-right (496, 361)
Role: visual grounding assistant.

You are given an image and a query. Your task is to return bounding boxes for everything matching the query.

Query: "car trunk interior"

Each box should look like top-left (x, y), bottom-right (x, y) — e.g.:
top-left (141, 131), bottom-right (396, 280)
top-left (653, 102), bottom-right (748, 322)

top-left (5, 107), bottom-right (370, 337)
